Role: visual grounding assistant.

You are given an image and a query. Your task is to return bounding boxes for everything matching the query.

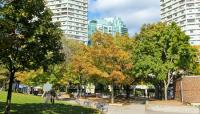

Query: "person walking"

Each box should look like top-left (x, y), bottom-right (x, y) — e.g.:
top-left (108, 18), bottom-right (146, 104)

top-left (42, 91), bottom-right (51, 104)
top-left (50, 89), bottom-right (56, 104)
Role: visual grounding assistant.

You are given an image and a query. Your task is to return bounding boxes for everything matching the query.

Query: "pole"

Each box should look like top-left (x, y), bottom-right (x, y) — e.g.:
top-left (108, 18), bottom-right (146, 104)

top-left (180, 80), bottom-right (184, 103)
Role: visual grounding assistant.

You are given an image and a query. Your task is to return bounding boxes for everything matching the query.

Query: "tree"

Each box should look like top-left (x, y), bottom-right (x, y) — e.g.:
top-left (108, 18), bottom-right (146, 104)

top-left (60, 38), bottom-right (89, 95)
top-left (0, 0), bottom-right (64, 113)
top-left (16, 65), bottom-right (66, 90)
top-left (0, 65), bottom-right (9, 90)
top-left (114, 34), bottom-right (135, 98)
top-left (191, 46), bottom-right (200, 75)
top-left (133, 22), bottom-right (198, 100)
top-left (70, 43), bottom-right (95, 97)
top-left (88, 32), bottom-right (132, 103)
top-left (16, 38), bottom-right (78, 92)
top-left (68, 32), bottom-right (134, 102)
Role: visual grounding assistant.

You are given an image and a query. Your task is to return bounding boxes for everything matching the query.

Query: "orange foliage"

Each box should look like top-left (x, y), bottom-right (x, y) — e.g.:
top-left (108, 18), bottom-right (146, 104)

top-left (70, 32), bottom-right (134, 85)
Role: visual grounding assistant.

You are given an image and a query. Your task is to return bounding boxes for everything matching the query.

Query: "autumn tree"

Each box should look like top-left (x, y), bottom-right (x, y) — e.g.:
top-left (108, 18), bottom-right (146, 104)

top-left (0, 0), bottom-right (64, 113)
top-left (16, 65), bottom-right (66, 90)
top-left (70, 42), bottom-right (97, 97)
top-left (114, 34), bottom-right (135, 98)
top-left (86, 32), bottom-right (132, 103)
top-left (133, 22), bottom-right (198, 100)
top-left (68, 32), bottom-right (134, 102)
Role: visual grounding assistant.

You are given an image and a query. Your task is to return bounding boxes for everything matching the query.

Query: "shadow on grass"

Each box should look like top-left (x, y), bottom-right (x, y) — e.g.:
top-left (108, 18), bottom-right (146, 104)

top-left (0, 102), bottom-right (98, 114)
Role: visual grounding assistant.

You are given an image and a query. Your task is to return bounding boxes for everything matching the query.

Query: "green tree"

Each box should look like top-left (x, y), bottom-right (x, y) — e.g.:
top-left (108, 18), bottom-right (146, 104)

top-left (0, 65), bottom-right (9, 90)
top-left (0, 0), bottom-right (64, 113)
top-left (133, 22), bottom-right (198, 100)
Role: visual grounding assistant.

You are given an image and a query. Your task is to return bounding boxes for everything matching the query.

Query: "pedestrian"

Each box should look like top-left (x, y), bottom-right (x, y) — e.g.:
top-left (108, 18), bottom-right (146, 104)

top-left (42, 91), bottom-right (51, 104)
top-left (50, 88), bottom-right (56, 104)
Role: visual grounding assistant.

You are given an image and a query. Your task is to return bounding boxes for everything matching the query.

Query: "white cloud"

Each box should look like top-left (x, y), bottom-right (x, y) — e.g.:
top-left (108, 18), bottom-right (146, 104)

top-left (89, 0), bottom-right (160, 35)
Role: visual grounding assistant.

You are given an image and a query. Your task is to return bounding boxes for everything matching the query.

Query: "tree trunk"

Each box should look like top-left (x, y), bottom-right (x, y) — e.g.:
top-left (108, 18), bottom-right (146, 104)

top-left (78, 84), bottom-right (82, 98)
top-left (80, 84), bottom-right (82, 98)
top-left (4, 80), bottom-right (7, 91)
top-left (160, 82), bottom-right (163, 100)
top-left (84, 84), bottom-right (86, 99)
top-left (79, 75), bottom-right (82, 98)
top-left (111, 82), bottom-right (114, 104)
top-left (155, 82), bottom-right (163, 100)
top-left (125, 85), bottom-right (130, 99)
top-left (3, 81), bottom-right (5, 90)
top-left (65, 85), bottom-right (68, 94)
top-left (164, 70), bottom-right (174, 101)
top-left (164, 80), bottom-right (168, 101)
top-left (4, 71), bottom-right (15, 114)
top-left (155, 85), bottom-right (159, 99)
top-left (76, 85), bottom-right (79, 98)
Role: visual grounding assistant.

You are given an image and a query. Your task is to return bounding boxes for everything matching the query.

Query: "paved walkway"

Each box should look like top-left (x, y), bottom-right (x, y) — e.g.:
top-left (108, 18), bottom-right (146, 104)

top-left (146, 104), bottom-right (199, 114)
top-left (107, 104), bottom-right (199, 114)
top-left (63, 98), bottom-right (199, 114)
top-left (108, 104), bottom-right (146, 114)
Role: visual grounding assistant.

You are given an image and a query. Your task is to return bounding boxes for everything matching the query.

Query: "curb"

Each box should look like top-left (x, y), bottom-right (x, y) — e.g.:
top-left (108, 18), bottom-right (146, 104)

top-left (109, 103), bottom-right (124, 106)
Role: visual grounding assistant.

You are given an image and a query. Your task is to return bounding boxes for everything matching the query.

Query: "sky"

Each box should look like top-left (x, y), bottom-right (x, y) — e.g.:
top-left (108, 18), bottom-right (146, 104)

top-left (88, 0), bottom-right (160, 35)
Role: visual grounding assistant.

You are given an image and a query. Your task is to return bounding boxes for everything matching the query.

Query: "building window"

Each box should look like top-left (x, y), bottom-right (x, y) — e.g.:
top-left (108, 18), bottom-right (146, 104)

top-left (56, 4), bottom-right (61, 7)
top-left (187, 19), bottom-right (195, 23)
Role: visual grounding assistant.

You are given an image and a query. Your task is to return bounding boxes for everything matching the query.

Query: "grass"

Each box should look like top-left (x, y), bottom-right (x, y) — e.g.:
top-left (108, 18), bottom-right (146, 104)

top-left (0, 91), bottom-right (99, 114)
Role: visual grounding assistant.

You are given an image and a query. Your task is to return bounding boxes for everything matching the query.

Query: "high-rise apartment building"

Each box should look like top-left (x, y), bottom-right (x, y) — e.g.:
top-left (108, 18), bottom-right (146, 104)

top-left (45, 0), bottom-right (88, 43)
top-left (160, 0), bottom-right (200, 45)
top-left (88, 17), bottom-right (128, 37)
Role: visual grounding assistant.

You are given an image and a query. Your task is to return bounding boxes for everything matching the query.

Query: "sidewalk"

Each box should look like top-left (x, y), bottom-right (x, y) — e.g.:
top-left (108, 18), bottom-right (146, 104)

top-left (108, 104), bottom-right (146, 114)
top-left (60, 95), bottom-right (200, 114)
top-left (146, 100), bottom-right (199, 114)
top-left (108, 103), bottom-right (199, 114)
top-left (146, 104), bottom-right (199, 114)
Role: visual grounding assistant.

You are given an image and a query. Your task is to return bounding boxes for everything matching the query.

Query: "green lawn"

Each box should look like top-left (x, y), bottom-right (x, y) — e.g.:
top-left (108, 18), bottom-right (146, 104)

top-left (0, 91), bottom-right (98, 114)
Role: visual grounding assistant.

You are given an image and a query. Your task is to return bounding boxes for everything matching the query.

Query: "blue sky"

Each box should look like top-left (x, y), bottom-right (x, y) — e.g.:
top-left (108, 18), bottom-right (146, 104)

top-left (88, 0), bottom-right (160, 35)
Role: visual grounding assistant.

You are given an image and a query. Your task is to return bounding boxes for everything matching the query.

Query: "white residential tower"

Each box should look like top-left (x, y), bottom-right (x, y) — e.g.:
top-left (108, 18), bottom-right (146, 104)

top-left (46, 0), bottom-right (88, 43)
top-left (160, 0), bottom-right (200, 45)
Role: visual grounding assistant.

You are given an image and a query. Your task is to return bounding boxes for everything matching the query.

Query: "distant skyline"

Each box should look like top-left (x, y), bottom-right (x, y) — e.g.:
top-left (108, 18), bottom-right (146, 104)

top-left (88, 0), bottom-right (160, 36)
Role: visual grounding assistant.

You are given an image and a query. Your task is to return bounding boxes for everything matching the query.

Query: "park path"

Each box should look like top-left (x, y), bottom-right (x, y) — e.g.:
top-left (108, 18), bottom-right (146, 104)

top-left (107, 104), bottom-right (146, 114)
top-left (61, 98), bottom-right (199, 114)
top-left (107, 104), bottom-right (199, 114)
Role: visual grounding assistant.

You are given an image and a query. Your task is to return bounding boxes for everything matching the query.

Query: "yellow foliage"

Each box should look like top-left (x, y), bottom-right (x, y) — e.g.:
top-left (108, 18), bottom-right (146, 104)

top-left (16, 71), bottom-right (32, 84)
top-left (110, 71), bottom-right (125, 83)
top-left (68, 32), bottom-right (135, 85)
top-left (15, 69), bottom-right (42, 85)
